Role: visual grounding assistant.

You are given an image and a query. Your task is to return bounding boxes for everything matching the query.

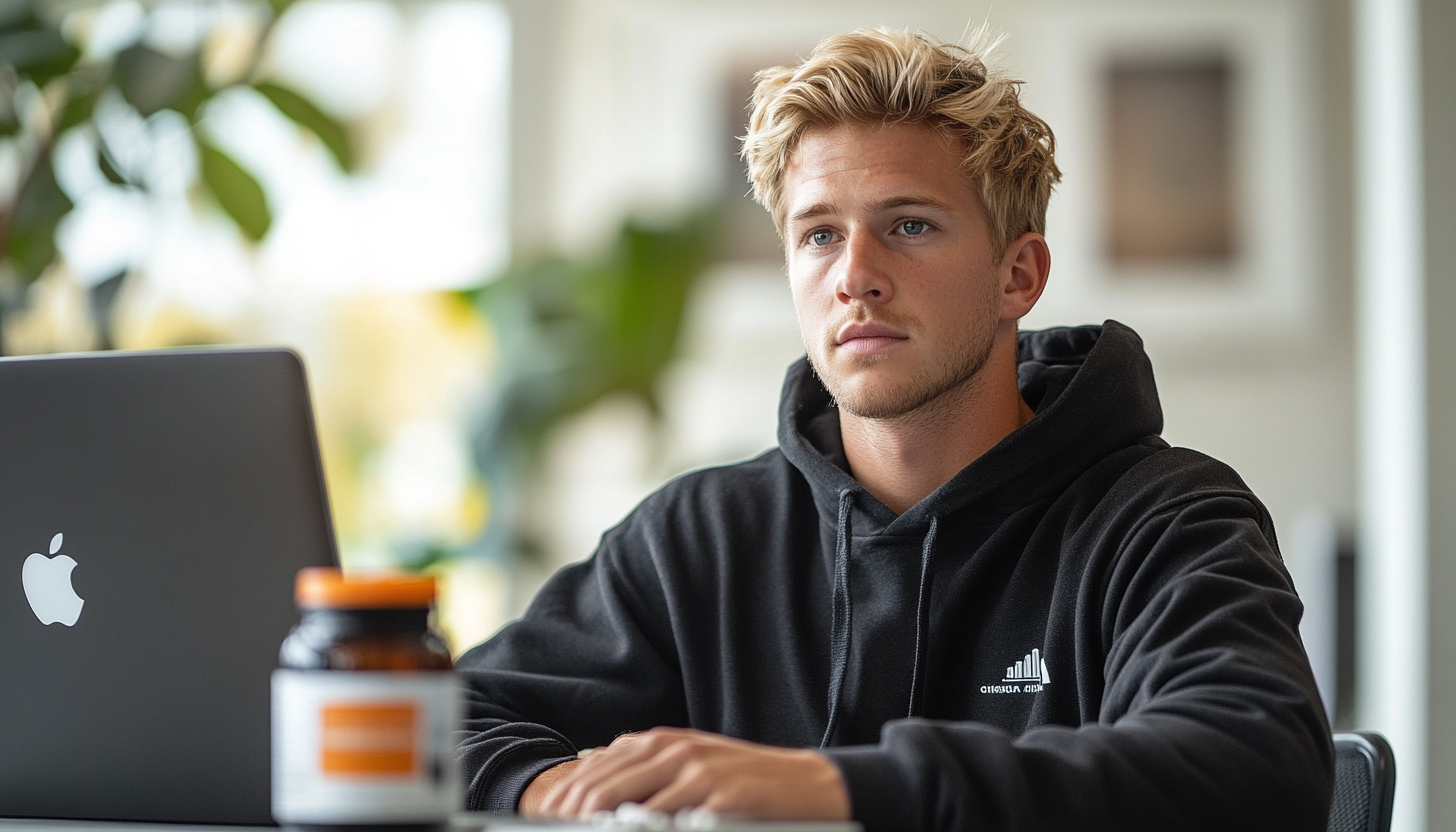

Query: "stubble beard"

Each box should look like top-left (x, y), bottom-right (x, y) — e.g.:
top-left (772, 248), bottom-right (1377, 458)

top-left (808, 306), bottom-right (999, 421)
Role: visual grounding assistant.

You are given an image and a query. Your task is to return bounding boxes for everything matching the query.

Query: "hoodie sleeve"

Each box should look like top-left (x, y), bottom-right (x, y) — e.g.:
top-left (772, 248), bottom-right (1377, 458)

top-left (454, 534), bottom-right (689, 812)
top-left (822, 489), bottom-right (1334, 832)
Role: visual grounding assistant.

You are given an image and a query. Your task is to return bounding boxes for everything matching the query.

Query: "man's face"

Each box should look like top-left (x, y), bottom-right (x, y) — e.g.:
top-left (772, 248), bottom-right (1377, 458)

top-left (782, 121), bottom-right (1007, 420)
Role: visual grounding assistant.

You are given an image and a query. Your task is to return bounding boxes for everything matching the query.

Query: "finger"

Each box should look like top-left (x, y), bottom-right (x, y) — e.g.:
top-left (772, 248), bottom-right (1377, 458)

top-left (540, 753), bottom-right (624, 817)
top-left (640, 761), bottom-right (716, 815)
top-left (547, 739), bottom-right (670, 818)
top-left (573, 730), bottom-right (689, 783)
top-left (542, 760), bottom-right (616, 818)
top-left (523, 759), bottom-right (584, 817)
top-left (537, 773), bottom-right (574, 818)
top-left (544, 729), bottom-right (706, 817)
top-left (573, 746), bottom-right (697, 818)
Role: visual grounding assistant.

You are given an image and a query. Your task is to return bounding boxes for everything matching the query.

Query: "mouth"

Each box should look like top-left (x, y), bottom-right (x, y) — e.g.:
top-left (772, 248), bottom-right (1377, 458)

top-left (834, 322), bottom-right (909, 356)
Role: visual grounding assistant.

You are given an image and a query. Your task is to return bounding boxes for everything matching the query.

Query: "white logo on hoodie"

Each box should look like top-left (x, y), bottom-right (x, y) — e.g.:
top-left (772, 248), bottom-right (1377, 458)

top-left (980, 648), bottom-right (1050, 694)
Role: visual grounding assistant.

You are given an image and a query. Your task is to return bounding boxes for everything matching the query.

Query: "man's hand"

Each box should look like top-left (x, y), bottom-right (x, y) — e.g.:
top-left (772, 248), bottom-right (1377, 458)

top-left (521, 728), bottom-right (851, 821)
top-left (519, 758), bottom-right (585, 816)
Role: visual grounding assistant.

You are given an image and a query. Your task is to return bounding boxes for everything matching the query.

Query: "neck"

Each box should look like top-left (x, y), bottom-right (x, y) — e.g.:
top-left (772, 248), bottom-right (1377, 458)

top-left (839, 328), bottom-right (1032, 515)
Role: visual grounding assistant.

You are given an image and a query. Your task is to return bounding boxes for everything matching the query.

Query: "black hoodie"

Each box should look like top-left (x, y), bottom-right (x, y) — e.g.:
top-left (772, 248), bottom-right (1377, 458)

top-left (456, 321), bottom-right (1334, 831)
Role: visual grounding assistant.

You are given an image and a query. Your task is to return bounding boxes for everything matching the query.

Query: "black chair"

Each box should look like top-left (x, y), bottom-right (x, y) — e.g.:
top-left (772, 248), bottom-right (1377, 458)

top-left (1328, 732), bottom-right (1396, 832)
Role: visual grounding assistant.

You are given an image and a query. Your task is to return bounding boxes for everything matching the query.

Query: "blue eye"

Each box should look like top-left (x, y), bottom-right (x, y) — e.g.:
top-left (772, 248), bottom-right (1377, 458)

top-left (810, 229), bottom-right (836, 246)
top-left (901, 220), bottom-right (928, 236)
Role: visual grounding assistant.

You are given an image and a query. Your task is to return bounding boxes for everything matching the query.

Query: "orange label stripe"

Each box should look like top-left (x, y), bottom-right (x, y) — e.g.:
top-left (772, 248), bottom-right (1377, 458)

top-left (320, 702), bottom-right (418, 776)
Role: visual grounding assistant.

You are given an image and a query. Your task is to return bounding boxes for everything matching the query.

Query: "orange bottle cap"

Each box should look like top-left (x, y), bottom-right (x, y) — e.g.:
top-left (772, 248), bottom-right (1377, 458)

top-left (295, 567), bottom-right (437, 609)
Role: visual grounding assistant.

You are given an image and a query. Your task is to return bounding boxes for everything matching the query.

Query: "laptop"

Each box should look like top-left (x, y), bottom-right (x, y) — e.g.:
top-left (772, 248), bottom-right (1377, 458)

top-left (0, 348), bottom-right (338, 826)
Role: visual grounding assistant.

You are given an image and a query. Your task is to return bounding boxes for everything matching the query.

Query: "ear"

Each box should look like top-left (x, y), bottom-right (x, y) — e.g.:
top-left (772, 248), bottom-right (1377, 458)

top-left (997, 232), bottom-right (1051, 321)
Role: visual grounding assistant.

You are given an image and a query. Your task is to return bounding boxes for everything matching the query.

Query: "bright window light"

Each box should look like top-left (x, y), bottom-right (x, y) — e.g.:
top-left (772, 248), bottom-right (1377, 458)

top-left (55, 0), bottom-right (511, 302)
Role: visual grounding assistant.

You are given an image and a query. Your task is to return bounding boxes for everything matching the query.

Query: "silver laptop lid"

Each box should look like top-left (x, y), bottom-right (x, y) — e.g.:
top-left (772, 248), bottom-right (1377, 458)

top-left (0, 348), bottom-right (338, 825)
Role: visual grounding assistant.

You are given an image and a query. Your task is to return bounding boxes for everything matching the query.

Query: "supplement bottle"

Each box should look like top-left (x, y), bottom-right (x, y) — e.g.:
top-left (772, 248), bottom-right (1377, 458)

top-left (272, 568), bottom-right (460, 832)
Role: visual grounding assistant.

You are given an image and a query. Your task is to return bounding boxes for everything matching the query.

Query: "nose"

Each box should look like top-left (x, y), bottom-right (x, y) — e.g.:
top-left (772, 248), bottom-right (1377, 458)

top-left (835, 228), bottom-right (894, 306)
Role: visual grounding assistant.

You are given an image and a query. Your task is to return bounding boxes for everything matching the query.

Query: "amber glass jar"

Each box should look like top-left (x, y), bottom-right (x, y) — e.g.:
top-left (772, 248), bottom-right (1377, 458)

top-left (272, 569), bottom-right (460, 832)
top-left (280, 569), bottom-right (453, 672)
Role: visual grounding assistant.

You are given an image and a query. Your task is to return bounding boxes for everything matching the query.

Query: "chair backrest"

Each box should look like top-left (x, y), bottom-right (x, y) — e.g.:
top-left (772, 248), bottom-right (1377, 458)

top-left (1328, 732), bottom-right (1396, 832)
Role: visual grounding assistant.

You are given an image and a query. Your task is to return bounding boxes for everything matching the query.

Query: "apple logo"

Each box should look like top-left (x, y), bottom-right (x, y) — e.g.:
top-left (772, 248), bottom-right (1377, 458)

top-left (22, 532), bottom-right (85, 627)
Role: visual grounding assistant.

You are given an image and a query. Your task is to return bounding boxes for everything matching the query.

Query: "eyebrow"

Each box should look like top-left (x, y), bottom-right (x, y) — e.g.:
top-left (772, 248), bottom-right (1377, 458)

top-left (785, 194), bottom-right (959, 226)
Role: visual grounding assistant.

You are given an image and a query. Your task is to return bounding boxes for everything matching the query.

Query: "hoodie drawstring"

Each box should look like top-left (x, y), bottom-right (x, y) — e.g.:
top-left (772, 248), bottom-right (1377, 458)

top-left (821, 495), bottom-right (942, 744)
top-left (907, 515), bottom-right (939, 717)
top-left (820, 489), bottom-right (854, 748)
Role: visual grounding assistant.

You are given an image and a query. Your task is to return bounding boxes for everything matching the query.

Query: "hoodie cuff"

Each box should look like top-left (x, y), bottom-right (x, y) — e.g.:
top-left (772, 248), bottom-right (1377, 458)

top-left (821, 745), bottom-right (917, 832)
top-left (465, 739), bottom-right (578, 812)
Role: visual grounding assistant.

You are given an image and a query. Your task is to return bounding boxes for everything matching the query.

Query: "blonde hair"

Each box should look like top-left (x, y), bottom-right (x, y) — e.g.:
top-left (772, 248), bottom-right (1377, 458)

top-left (742, 27), bottom-right (1061, 253)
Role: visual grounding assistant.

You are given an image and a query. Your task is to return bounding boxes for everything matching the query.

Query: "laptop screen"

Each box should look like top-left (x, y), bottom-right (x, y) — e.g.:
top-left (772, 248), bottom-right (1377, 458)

top-left (0, 348), bottom-right (337, 825)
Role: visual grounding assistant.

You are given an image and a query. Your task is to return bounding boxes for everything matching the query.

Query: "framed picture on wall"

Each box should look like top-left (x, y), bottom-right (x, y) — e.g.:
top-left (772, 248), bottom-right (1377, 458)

top-left (1014, 1), bottom-right (1320, 348)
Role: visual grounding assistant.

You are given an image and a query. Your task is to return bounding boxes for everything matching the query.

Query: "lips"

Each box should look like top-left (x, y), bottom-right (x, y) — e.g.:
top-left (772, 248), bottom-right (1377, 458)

top-left (835, 322), bottom-right (909, 355)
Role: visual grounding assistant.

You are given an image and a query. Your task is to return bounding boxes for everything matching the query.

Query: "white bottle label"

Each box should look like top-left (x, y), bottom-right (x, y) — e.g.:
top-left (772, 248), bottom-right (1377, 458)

top-left (272, 670), bottom-right (462, 824)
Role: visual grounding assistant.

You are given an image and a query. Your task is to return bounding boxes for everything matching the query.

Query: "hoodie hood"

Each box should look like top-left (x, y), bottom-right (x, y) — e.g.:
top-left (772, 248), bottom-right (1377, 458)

top-left (777, 320), bottom-right (1164, 532)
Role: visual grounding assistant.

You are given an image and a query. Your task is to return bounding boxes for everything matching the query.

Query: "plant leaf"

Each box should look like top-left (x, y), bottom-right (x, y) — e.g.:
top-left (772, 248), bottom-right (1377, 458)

top-left (0, 0), bottom-right (32, 31)
top-left (598, 212), bottom-right (714, 407)
top-left (114, 44), bottom-right (208, 118)
top-left (253, 81), bottom-right (354, 171)
top-left (4, 156), bottom-right (73, 283)
top-left (195, 138), bottom-right (271, 240)
top-left (0, 28), bottom-right (79, 87)
top-left (56, 65), bottom-right (105, 132)
top-left (96, 144), bottom-right (126, 185)
top-left (0, 95), bottom-right (17, 136)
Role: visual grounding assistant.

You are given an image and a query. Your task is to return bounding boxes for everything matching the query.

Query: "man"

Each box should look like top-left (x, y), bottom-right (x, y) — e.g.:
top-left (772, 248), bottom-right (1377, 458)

top-left (457, 27), bottom-right (1333, 831)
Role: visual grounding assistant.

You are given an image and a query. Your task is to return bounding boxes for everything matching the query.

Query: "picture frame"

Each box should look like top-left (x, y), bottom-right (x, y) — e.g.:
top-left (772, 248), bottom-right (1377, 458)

top-left (1012, 1), bottom-right (1320, 349)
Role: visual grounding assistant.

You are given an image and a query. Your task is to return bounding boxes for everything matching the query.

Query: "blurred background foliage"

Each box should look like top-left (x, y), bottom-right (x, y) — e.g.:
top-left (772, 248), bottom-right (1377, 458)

top-left (463, 210), bottom-right (717, 570)
top-left (0, 0), bottom-right (353, 349)
top-left (0, 0), bottom-right (723, 650)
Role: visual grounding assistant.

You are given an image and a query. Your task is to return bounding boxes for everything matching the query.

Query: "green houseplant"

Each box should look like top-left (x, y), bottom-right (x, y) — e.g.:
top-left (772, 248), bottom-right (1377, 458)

top-left (460, 209), bottom-right (719, 570)
top-left (0, 0), bottom-right (354, 351)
